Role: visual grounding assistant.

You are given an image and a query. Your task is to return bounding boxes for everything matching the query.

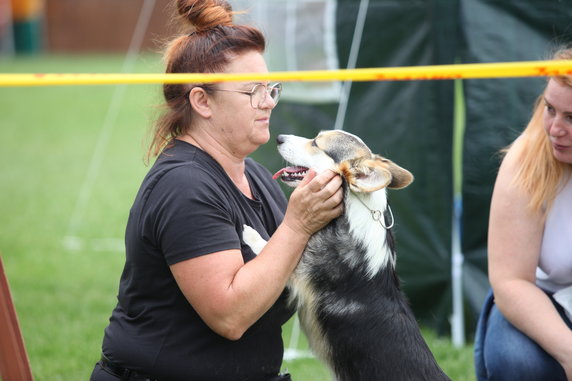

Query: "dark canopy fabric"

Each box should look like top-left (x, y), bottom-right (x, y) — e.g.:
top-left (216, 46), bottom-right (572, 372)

top-left (252, 0), bottom-right (572, 336)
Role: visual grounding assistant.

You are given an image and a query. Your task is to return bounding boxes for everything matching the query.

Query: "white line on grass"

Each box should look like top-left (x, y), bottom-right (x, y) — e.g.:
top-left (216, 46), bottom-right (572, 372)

top-left (64, 0), bottom-right (156, 251)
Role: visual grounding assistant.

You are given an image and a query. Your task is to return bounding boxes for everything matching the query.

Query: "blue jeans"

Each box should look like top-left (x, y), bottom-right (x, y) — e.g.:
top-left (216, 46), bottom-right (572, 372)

top-left (474, 290), bottom-right (572, 381)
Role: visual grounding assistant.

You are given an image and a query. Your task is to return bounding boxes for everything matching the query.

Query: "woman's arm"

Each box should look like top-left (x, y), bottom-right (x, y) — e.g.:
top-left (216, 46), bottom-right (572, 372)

top-left (170, 169), bottom-right (343, 340)
top-left (488, 141), bottom-right (572, 378)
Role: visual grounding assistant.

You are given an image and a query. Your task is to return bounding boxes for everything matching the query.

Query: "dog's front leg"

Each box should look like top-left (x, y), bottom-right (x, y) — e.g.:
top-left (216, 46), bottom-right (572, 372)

top-left (242, 224), bottom-right (267, 255)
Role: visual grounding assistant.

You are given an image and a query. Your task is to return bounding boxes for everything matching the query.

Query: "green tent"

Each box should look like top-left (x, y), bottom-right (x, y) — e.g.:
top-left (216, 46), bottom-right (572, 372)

top-left (237, 0), bottom-right (572, 340)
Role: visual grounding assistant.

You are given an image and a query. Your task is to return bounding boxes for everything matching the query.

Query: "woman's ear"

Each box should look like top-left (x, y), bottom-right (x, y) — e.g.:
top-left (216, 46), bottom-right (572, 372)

top-left (189, 87), bottom-right (212, 118)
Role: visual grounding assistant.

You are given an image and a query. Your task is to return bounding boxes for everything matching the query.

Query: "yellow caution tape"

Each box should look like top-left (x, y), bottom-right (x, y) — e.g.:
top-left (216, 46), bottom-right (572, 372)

top-left (1, 60), bottom-right (572, 87)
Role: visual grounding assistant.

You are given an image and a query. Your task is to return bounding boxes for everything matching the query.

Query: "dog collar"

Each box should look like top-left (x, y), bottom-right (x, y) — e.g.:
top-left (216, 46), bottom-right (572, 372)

top-left (352, 192), bottom-right (394, 229)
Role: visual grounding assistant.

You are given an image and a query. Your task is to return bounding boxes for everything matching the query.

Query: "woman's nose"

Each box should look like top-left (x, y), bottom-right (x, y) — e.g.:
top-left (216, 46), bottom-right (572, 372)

top-left (259, 91), bottom-right (277, 110)
top-left (547, 117), bottom-right (567, 137)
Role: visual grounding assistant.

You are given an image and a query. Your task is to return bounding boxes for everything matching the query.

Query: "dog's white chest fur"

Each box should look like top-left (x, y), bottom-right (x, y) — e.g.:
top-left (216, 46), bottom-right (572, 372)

top-left (345, 191), bottom-right (395, 276)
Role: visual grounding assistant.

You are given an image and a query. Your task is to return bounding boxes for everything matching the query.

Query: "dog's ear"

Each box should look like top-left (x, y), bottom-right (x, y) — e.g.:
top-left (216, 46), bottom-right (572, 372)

top-left (340, 156), bottom-right (414, 193)
top-left (339, 159), bottom-right (392, 193)
top-left (373, 155), bottom-right (414, 189)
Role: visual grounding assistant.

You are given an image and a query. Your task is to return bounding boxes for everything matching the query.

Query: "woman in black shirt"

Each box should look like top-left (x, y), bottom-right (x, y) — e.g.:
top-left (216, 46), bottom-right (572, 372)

top-left (90, 1), bottom-right (343, 380)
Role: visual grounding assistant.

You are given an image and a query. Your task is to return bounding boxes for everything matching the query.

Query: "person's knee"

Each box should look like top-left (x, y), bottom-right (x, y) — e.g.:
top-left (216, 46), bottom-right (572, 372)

top-left (476, 301), bottom-right (567, 381)
top-left (485, 349), bottom-right (565, 381)
top-left (480, 306), bottom-right (563, 380)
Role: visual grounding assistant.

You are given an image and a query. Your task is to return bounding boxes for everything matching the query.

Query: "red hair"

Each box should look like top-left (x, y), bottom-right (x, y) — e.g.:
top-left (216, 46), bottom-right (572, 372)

top-left (147, 0), bottom-right (265, 159)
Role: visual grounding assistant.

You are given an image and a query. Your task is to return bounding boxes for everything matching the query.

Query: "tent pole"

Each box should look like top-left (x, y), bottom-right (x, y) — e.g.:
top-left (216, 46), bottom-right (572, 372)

top-left (63, 0), bottom-right (156, 251)
top-left (451, 194), bottom-right (465, 347)
top-left (451, 77), bottom-right (466, 347)
top-left (334, 0), bottom-right (369, 131)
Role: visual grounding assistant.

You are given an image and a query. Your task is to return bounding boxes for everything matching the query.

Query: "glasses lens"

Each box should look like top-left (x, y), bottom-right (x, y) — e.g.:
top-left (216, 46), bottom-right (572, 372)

top-left (251, 84), bottom-right (265, 108)
top-left (269, 83), bottom-right (282, 104)
top-left (251, 83), bottom-right (282, 108)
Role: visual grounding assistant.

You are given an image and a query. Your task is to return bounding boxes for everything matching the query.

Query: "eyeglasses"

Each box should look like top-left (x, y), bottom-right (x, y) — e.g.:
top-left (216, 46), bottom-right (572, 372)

top-left (210, 82), bottom-right (282, 109)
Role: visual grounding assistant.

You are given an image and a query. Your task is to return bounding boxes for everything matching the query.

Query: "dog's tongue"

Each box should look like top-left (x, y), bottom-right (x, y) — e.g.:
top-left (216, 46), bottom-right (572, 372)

top-left (272, 166), bottom-right (308, 180)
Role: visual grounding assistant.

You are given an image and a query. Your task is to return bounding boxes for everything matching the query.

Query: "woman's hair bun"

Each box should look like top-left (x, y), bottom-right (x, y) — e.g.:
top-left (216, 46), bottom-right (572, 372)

top-left (177, 0), bottom-right (233, 32)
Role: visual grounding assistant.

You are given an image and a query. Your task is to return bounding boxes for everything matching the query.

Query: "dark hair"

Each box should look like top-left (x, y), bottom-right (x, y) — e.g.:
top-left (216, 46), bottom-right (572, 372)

top-left (148, 0), bottom-right (266, 159)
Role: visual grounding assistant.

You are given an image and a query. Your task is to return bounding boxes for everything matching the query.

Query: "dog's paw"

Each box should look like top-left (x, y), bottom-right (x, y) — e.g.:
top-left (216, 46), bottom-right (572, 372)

top-left (242, 224), bottom-right (267, 255)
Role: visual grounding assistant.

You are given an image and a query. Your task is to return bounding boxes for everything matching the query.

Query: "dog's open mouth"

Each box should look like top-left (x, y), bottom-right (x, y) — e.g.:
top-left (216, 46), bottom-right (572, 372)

top-left (272, 166), bottom-right (309, 186)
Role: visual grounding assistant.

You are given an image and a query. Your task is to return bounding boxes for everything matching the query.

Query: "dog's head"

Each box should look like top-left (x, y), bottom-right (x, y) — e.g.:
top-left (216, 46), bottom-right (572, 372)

top-left (273, 130), bottom-right (413, 193)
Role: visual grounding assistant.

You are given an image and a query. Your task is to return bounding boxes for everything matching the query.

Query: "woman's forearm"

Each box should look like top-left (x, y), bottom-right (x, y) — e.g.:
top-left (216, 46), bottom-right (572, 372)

top-left (493, 279), bottom-right (572, 367)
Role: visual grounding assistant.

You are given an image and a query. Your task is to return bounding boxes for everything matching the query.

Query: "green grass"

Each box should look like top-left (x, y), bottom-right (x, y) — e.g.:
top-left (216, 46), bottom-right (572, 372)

top-left (0, 54), bottom-right (475, 380)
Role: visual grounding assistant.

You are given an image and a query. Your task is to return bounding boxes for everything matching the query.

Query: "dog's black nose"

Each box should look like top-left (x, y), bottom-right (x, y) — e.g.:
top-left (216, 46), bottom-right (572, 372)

top-left (276, 135), bottom-right (285, 145)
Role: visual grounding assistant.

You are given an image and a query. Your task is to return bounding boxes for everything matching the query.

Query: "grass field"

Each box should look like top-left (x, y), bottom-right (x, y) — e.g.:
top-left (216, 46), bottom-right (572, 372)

top-left (0, 54), bottom-right (475, 380)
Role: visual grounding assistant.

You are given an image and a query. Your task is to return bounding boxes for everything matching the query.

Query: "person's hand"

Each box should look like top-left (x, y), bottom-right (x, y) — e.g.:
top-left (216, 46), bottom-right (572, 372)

top-left (282, 169), bottom-right (344, 238)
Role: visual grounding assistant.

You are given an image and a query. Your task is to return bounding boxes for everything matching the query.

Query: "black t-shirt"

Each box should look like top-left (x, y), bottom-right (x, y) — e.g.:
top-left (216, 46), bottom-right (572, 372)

top-left (101, 140), bottom-right (294, 381)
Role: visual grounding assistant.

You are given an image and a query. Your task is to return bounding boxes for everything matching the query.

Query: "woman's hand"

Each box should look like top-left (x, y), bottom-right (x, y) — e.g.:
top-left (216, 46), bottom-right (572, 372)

top-left (282, 169), bottom-right (344, 238)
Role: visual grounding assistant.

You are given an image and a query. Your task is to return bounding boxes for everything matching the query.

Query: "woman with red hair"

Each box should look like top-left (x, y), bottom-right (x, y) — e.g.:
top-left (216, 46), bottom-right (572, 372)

top-left (90, 1), bottom-right (343, 380)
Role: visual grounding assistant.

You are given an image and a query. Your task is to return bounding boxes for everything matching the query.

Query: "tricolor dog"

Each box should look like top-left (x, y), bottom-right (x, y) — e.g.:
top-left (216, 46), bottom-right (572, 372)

top-left (243, 130), bottom-right (450, 381)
